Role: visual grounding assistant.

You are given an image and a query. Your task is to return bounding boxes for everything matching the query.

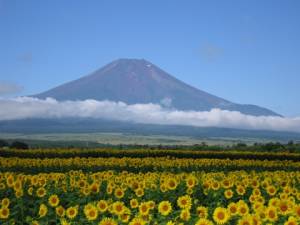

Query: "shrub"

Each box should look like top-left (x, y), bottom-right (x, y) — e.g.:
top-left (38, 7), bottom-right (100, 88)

top-left (10, 141), bottom-right (29, 149)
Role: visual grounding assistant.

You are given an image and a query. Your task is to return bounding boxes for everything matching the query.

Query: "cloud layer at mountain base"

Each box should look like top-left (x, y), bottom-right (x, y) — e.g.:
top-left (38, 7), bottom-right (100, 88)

top-left (0, 97), bottom-right (300, 133)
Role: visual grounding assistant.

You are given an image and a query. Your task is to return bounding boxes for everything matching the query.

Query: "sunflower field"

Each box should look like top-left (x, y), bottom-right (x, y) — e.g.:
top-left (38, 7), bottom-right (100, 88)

top-left (1, 148), bottom-right (300, 225)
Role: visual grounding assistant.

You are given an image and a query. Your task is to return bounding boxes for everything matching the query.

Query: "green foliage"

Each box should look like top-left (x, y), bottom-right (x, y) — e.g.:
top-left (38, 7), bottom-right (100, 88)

top-left (0, 139), bottom-right (9, 147)
top-left (10, 141), bottom-right (29, 150)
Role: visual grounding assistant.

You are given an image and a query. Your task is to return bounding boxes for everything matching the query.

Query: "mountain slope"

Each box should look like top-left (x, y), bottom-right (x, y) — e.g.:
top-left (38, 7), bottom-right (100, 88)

top-left (34, 58), bottom-right (280, 116)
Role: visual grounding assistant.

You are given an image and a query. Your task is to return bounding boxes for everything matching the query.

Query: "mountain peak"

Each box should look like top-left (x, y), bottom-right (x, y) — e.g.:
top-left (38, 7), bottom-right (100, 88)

top-left (115, 58), bottom-right (148, 62)
top-left (110, 58), bottom-right (153, 69)
top-left (33, 59), bottom-right (280, 117)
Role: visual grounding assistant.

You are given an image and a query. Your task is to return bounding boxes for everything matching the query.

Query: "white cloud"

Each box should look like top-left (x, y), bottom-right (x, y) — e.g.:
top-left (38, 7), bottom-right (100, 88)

top-left (160, 97), bottom-right (172, 108)
top-left (0, 81), bottom-right (23, 96)
top-left (0, 97), bottom-right (300, 133)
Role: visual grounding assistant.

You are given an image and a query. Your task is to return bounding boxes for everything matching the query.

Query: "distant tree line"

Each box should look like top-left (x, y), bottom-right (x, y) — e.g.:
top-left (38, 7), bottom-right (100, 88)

top-left (116, 141), bottom-right (300, 152)
top-left (1, 138), bottom-right (300, 152)
top-left (0, 139), bottom-right (29, 149)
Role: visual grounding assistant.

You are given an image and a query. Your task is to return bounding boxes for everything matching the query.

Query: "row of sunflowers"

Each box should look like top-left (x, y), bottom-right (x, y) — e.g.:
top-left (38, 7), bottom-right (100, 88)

top-left (1, 148), bottom-right (299, 161)
top-left (1, 169), bottom-right (300, 225)
top-left (1, 156), bottom-right (300, 173)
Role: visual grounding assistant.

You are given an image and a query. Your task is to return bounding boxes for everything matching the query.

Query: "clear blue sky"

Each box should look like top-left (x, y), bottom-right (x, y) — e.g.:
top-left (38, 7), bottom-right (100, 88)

top-left (0, 0), bottom-right (299, 116)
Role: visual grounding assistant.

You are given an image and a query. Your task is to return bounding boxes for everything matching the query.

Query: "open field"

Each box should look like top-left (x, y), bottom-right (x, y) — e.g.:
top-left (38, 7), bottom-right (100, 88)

top-left (0, 132), bottom-right (225, 146)
top-left (1, 148), bottom-right (300, 224)
top-left (1, 132), bottom-right (296, 148)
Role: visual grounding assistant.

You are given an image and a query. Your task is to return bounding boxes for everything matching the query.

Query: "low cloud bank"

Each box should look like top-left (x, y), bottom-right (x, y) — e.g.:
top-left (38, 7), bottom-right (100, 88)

top-left (0, 97), bottom-right (300, 133)
top-left (0, 81), bottom-right (23, 96)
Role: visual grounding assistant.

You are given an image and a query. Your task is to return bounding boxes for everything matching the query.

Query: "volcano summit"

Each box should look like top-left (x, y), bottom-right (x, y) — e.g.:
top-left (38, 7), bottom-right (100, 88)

top-left (34, 58), bottom-right (279, 117)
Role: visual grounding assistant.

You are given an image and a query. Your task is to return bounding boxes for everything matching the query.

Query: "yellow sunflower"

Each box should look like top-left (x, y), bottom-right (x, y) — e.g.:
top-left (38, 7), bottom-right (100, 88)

top-left (97, 200), bottom-right (108, 212)
top-left (56, 205), bottom-right (65, 217)
top-left (130, 199), bottom-right (139, 209)
top-left (195, 218), bottom-right (214, 225)
top-left (135, 188), bottom-right (144, 197)
top-left (128, 217), bottom-right (146, 225)
top-left (114, 188), bottom-right (125, 199)
top-left (112, 201), bottom-right (126, 216)
top-left (36, 187), bottom-right (46, 198)
top-left (227, 202), bottom-right (238, 216)
top-left (166, 177), bottom-right (178, 190)
top-left (48, 194), bottom-right (60, 207)
top-left (85, 205), bottom-right (98, 221)
top-left (237, 201), bottom-right (249, 216)
top-left (180, 209), bottom-right (191, 221)
top-left (1, 198), bottom-right (10, 208)
top-left (60, 219), bottom-right (71, 225)
top-left (237, 214), bottom-right (253, 225)
top-left (224, 189), bottom-right (234, 199)
top-left (66, 206), bottom-right (78, 219)
top-left (139, 202), bottom-right (150, 216)
top-left (266, 206), bottom-right (278, 222)
top-left (0, 207), bottom-right (9, 219)
top-left (213, 207), bottom-right (230, 225)
top-left (158, 201), bottom-right (172, 216)
top-left (38, 203), bottom-right (48, 218)
top-left (284, 216), bottom-right (298, 225)
top-left (266, 185), bottom-right (277, 196)
top-left (186, 176), bottom-right (197, 189)
top-left (98, 217), bottom-right (118, 225)
top-left (31, 220), bottom-right (40, 225)
top-left (177, 195), bottom-right (192, 209)
top-left (196, 206), bottom-right (208, 218)
top-left (278, 200), bottom-right (291, 215)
